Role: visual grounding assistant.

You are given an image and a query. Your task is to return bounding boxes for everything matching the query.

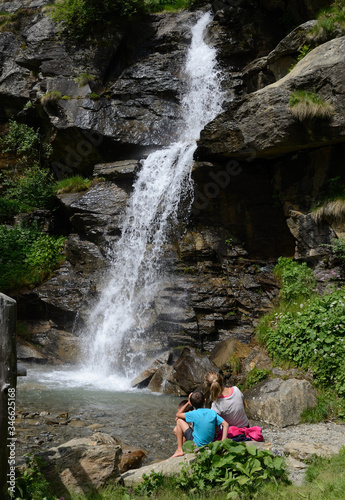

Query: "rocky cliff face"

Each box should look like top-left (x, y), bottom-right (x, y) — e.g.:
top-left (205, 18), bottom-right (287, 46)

top-left (1, 1), bottom-right (345, 376)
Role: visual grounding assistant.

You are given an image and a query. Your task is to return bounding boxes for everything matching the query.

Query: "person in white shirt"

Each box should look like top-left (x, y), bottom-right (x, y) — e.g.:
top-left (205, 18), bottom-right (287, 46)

top-left (204, 371), bottom-right (249, 428)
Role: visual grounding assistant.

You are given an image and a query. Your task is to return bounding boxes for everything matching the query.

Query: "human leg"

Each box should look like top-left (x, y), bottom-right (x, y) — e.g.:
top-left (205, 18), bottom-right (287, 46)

top-left (171, 418), bottom-right (190, 458)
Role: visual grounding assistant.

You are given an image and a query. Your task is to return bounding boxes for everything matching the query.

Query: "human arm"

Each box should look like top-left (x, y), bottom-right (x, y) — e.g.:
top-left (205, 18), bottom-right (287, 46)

top-left (221, 420), bottom-right (229, 441)
top-left (176, 393), bottom-right (193, 420)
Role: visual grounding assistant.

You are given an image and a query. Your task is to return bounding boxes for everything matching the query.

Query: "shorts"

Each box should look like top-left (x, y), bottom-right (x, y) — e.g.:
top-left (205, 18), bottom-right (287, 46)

top-left (183, 427), bottom-right (193, 442)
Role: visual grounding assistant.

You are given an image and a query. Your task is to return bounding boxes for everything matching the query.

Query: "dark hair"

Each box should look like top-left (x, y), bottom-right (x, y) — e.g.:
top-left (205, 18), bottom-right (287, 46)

top-left (178, 399), bottom-right (193, 412)
top-left (190, 391), bottom-right (205, 409)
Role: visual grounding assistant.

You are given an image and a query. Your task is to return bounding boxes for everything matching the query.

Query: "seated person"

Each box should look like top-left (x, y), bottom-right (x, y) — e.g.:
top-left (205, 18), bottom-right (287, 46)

top-left (171, 391), bottom-right (229, 457)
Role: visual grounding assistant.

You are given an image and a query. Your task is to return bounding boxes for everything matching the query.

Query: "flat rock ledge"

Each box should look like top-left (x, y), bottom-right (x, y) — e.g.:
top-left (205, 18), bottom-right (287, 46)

top-left (122, 453), bottom-right (196, 486)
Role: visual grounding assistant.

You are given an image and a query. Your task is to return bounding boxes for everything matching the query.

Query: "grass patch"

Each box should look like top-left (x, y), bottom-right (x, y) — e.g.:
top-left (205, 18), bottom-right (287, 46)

top-left (40, 90), bottom-right (62, 106)
top-left (256, 448), bottom-right (345, 500)
top-left (301, 389), bottom-right (345, 423)
top-left (289, 90), bottom-right (334, 121)
top-left (53, 175), bottom-right (91, 194)
top-left (75, 72), bottom-right (96, 87)
top-left (309, 0), bottom-right (345, 41)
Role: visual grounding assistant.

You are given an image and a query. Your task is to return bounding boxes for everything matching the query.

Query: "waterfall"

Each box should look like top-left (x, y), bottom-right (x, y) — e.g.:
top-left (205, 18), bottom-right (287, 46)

top-left (83, 11), bottom-right (224, 381)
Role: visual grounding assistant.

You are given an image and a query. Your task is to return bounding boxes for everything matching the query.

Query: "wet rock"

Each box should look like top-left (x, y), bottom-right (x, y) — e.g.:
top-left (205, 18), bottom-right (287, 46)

top-left (69, 182), bottom-right (129, 244)
top-left (244, 378), bottom-right (317, 427)
top-left (286, 211), bottom-right (337, 262)
top-left (148, 346), bottom-right (217, 395)
top-left (119, 449), bottom-right (146, 474)
top-left (93, 160), bottom-right (140, 182)
top-left (17, 338), bottom-right (47, 363)
top-left (38, 432), bottom-right (122, 495)
top-left (197, 36), bottom-right (345, 161)
top-left (131, 351), bottom-right (173, 389)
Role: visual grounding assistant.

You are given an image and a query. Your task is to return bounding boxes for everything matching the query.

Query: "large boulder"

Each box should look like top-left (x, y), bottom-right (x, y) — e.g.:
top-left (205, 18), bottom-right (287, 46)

top-left (244, 378), bottom-right (317, 427)
top-left (147, 346), bottom-right (217, 395)
top-left (209, 337), bottom-right (253, 369)
top-left (38, 432), bottom-right (122, 495)
top-left (197, 36), bottom-right (345, 161)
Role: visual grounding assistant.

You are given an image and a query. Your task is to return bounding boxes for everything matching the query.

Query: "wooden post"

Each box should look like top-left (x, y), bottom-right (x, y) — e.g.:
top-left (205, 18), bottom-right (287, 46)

top-left (0, 294), bottom-right (17, 500)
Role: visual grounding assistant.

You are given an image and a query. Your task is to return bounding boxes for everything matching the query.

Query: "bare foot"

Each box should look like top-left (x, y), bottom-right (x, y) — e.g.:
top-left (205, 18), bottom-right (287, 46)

top-left (171, 450), bottom-right (184, 458)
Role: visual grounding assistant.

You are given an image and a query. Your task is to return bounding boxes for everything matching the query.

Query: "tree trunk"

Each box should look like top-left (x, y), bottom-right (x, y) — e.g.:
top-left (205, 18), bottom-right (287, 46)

top-left (0, 294), bottom-right (17, 500)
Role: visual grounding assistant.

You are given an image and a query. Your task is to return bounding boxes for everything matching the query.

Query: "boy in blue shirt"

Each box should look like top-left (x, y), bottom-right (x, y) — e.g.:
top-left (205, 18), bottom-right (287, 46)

top-left (171, 391), bottom-right (229, 457)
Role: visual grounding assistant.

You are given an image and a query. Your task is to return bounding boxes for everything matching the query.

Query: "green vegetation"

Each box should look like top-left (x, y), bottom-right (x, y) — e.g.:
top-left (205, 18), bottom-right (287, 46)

top-left (274, 256), bottom-right (316, 302)
top-left (49, 0), bottom-right (145, 37)
top-left (75, 72), bottom-right (96, 87)
top-left (13, 445), bottom-right (345, 500)
top-left (289, 44), bottom-right (312, 71)
top-left (289, 89), bottom-right (334, 121)
top-left (0, 222), bottom-right (65, 291)
top-left (88, 92), bottom-right (100, 100)
top-left (49, 0), bottom-right (198, 38)
top-left (309, 0), bottom-right (345, 39)
top-left (301, 389), bottom-right (345, 423)
top-left (257, 257), bottom-right (345, 402)
top-left (0, 119), bottom-right (39, 156)
top-left (177, 440), bottom-right (288, 498)
top-left (13, 454), bottom-right (58, 500)
top-left (54, 175), bottom-right (92, 194)
top-left (0, 120), bottom-right (55, 216)
top-left (40, 90), bottom-right (62, 105)
top-left (243, 367), bottom-right (270, 390)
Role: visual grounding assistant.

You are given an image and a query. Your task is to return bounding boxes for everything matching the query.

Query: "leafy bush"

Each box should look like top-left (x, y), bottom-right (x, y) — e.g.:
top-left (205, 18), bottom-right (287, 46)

top-left (3, 165), bottom-right (55, 210)
top-left (289, 44), bottom-right (312, 71)
top-left (274, 257), bottom-right (316, 302)
top-left (289, 90), bottom-right (334, 121)
top-left (14, 454), bottom-right (59, 500)
top-left (175, 440), bottom-right (288, 498)
top-left (259, 287), bottom-right (345, 396)
top-left (0, 119), bottom-right (39, 156)
top-left (0, 222), bottom-right (65, 290)
top-left (50, 0), bottom-right (145, 37)
top-left (243, 367), bottom-right (270, 390)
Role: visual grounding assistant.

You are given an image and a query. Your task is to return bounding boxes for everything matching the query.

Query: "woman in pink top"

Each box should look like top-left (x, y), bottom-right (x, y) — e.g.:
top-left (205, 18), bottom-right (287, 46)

top-left (204, 371), bottom-right (249, 428)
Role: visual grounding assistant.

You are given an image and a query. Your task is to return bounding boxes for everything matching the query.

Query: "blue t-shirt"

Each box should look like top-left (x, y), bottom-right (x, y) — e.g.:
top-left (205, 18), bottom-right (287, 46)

top-left (185, 408), bottom-right (224, 447)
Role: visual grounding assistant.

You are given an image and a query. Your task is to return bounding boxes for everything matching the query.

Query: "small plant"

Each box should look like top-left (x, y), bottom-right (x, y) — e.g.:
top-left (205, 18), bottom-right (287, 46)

top-left (40, 90), bottom-right (62, 106)
top-left (289, 90), bottom-right (334, 121)
top-left (225, 236), bottom-right (234, 247)
top-left (228, 353), bottom-right (241, 375)
top-left (88, 92), bottom-right (100, 100)
top-left (289, 44), bottom-right (312, 71)
top-left (13, 453), bottom-right (59, 500)
top-left (75, 72), bottom-right (96, 87)
top-left (244, 367), bottom-right (270, 390)
top-left (309, 0), bottom-right (345, 40)
top-left (133, 471), bottom-right (164, 496)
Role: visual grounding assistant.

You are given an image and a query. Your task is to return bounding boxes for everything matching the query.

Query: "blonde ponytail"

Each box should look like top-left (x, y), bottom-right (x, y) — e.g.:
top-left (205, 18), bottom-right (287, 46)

top-left (204, 371), bottom-right (224, 401)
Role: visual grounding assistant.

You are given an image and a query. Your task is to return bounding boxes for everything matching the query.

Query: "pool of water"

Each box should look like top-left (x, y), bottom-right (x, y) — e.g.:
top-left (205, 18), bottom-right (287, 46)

top-left (16, 365), bottom-right (181, 463)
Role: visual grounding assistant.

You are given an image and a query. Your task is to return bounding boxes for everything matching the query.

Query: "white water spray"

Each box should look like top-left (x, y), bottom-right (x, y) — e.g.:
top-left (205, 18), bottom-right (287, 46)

top-left (83, 12), bottom-right (224, 382)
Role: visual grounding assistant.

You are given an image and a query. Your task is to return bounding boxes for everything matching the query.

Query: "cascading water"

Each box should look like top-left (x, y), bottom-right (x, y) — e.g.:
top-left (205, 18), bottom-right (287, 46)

top-left (82, 11), bottom-right (224, 383)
